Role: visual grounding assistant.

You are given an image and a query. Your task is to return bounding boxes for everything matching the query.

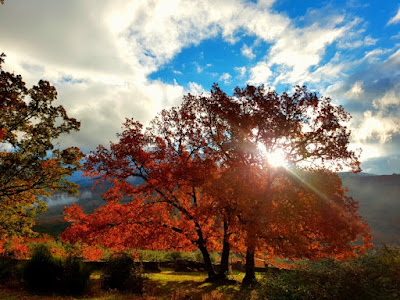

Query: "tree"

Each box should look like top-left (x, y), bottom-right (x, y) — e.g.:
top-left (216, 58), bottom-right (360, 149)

top-left (63, 114), bottom-right (223, 280)
top-left (188, 84), bottom-right (370, 283)
top-left (63, 84), bottom-right (371, 283)
top-left (0, 53), bottom-right (82, 237)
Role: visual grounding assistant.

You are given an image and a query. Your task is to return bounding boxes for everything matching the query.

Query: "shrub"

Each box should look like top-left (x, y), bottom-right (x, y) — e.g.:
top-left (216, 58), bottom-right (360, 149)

top-left (62, 256), bottom-right (92, 295)
top-left (137, 250), bottom-right (220, 264)
top-left (102, 254), bottom-right (146, 294)
top-left (23, 244), bottom-right (63, 293)
top-left (139, 250), bottom-right (166, 262)
top-left (23, 244), bottom-right (92, 295)
top-left (165, 251), bottom-right (183, 262)
top-left (0, 259), bottom-right (13, 283)
top-left (0, 257), bottom-right (22, 283)
top-left (258, 247), bottom-right (400, 300)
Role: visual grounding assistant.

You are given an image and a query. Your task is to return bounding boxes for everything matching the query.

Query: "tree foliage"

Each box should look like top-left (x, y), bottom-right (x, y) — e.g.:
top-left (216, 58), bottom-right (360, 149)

top-left (0, 53), bottom-right (82, 237)
top-left (63, 84), bottom-right (371, 282)
top-left (192, 84), bottom-right (369, 283)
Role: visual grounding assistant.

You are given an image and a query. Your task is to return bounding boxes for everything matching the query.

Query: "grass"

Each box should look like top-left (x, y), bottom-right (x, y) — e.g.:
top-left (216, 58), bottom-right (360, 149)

top-left (145, 269), bottom-right (245, 299)
top-left (0, 268), bottom-right (262, 300)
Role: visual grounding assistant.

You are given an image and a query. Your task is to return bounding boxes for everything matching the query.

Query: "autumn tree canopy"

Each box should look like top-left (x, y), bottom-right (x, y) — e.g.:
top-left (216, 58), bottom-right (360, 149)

top-left (64, 111), bottom-right (223, 279)
top-left (189, 84), bottom-right (370, 283)
top-left (0, 53), bottom-right (82, 237)
top-left (63, 84), bottom-right (371, 283)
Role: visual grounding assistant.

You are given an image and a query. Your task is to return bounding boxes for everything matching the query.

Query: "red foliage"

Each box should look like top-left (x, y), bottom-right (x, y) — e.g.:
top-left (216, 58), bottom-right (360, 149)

top-left (80, 244), bottom-right (104, 261)
top-left (62, 84), bottom-right (371, 281)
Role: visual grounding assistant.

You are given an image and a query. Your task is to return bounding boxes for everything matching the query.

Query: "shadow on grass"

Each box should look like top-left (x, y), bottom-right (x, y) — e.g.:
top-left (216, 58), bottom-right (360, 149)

top-left (145, 270), bottom-right (259, 300)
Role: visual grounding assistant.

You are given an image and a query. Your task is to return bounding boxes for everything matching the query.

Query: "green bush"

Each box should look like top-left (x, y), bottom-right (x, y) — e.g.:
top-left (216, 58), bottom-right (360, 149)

top-left (138, 249), bottom-right (220, 264)
top-left (181, 250), bottom-right (219, 263)
top-left (258, 247), bottom-right (400, 300)
top-left (102, 254), bottom-right (146, 294)
top-left (23, 244), bottom-right (92, 295)
top-left (165, 251), bottom-right (183, 261)
top-left (139, 250), bottom-right (165, 262)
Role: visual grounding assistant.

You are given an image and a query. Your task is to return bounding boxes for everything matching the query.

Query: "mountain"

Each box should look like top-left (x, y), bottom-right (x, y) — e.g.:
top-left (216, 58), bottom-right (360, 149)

top-left (341, 174), bottom-right (400, 245)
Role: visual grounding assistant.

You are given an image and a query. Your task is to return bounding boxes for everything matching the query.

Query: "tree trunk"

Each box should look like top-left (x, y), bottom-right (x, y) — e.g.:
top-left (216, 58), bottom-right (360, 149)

top-left (198, 242), bottom-right (216, 280)
top-left (217, 220), bottom-right (230, 279)
top-left (195, 228), bottom-right (216, 280)
top-left (242, 233), bottom-right (257, 285)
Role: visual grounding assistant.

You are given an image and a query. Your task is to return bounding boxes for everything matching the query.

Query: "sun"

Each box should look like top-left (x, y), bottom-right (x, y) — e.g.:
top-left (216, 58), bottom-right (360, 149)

top-left (257, 143), bottom-right (288, 168)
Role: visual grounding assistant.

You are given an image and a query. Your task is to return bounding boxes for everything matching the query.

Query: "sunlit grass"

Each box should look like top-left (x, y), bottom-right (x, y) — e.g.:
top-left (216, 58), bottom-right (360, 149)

top-left (144, 268), bottom-right (264, 299)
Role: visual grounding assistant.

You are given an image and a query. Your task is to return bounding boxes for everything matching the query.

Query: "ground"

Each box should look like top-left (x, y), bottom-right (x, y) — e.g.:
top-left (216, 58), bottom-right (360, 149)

top-left (0, 269), bottom-right (261, 300)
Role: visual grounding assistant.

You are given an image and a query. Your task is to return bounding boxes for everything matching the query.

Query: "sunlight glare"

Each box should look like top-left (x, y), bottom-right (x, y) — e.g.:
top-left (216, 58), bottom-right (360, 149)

top-left (257, 143), bottom-right (288, 168)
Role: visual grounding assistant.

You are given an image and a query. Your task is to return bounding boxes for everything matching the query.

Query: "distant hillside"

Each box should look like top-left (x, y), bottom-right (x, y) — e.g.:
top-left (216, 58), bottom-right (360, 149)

top-left (35, 173), bottom-right (400, 245)
top-left (34, 174), bottom-right (142, 236)
top-left (341, 174), bottom-right (400, 245)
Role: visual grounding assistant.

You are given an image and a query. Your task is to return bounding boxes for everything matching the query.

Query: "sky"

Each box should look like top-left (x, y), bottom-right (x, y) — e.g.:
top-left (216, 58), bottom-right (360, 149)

top-left (1, 0), bottom-right (400, 174)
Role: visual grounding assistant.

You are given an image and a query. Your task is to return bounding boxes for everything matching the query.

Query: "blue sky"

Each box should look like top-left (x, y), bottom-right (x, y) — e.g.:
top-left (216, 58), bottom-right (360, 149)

top-left (1, 0), bottom-right (400, 174)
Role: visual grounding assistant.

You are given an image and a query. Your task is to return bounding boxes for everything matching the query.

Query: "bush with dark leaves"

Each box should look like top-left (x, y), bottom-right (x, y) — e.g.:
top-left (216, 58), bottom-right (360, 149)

top-left (23, 244), bottom-right (91, 295)
top-left (102, 254), bottom-right (145, 294)
top-left (62, 256), bottom-right (91, 295)
top-left (258, 247), bottom-right (400, 300)
top-left (23, 244), bottom-right (63, 293)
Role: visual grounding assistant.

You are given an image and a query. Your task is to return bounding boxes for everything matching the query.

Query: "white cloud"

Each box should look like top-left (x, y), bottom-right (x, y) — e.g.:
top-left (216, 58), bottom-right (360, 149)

top-left (373, 85), bottom-right (400, 109)
top-left (353, 110), bottom-right (400, 143)
top-left (0, 0), bottom-right (378, 153)
top-left (391, 32), bottom-right (400, 39)
top-left (219, 72), bottom-right (232, 84)
top-left (349, 142), bottom-right (382, 162)
top-left (188, 82), bottom-right (206, 95)
top-left (248, 62), bottom-right (272, 85)
top-left (269, 21), bottom-right (347, 85)
top-left (346, 81), bottom-right (364, 98)
top-left (257, 0), bottom-right (276, 7)
top-left (388, 7), bottom-right (400, 25)
top-left (322, 48), bottom-right (400, 154)
top-left (338, 35), bottom-right (378, 49)
top-left (241, 44), bottom-right (255, 59)
top-left (234, 66), bottom-right (246, 78)
top-left (304, 53), bottom-right (348, 84)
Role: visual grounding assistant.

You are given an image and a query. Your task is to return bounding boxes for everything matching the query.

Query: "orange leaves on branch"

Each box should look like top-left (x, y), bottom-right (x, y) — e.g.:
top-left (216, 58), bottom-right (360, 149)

top-left (80, 244), bottom-right (105, 261)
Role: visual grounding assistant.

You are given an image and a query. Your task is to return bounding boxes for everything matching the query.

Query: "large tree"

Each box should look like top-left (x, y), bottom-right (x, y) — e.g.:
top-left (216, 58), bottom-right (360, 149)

top-left (191, 84), bottom-right (370, 283)
top-left (0, 53), bottom-right (82, 237)
top-left (63, 84), bottom-right (371, 282)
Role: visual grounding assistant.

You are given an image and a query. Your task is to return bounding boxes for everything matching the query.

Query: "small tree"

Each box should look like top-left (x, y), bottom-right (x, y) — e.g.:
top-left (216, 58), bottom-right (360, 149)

top-left (63, 112), bottom-right (222, 279)
top-left (0, 53), bottom-right (82, 237)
